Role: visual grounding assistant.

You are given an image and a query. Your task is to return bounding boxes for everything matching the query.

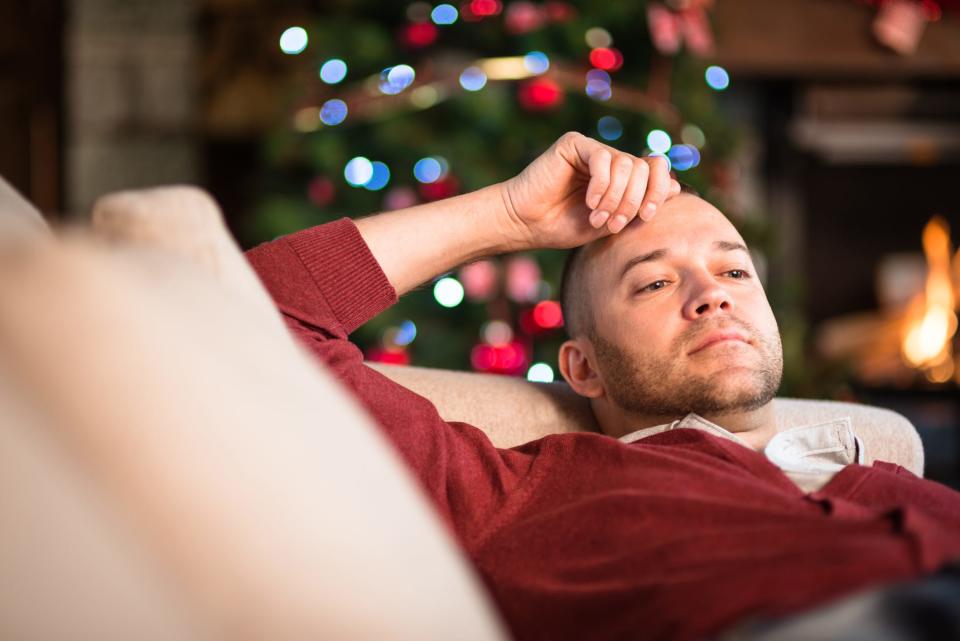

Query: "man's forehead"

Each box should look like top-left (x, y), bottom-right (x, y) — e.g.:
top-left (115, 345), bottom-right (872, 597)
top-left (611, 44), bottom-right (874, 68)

top-left (588, 195), bottom-right (746, 277)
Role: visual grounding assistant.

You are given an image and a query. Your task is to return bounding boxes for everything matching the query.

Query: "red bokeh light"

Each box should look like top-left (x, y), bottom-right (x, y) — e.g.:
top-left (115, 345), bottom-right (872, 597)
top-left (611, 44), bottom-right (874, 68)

top-left (366, 347), bottom-right (411, 365)
top-left (403, 22), bottom-right (438, 48)
top-left (418, 175), bottom-right (460, 201)
top-left (532, 300), bottom-right (564, 329)
top-left (589, 47), bottom-right (623, 71)
top-left (469, 0), bottom-right (503, 17)
top-left (518, 78), bottom-right (563, 111)
top-left (307, 176), bottom-right (335, 207)
top-left (471, 341), bottom-right (528, 374)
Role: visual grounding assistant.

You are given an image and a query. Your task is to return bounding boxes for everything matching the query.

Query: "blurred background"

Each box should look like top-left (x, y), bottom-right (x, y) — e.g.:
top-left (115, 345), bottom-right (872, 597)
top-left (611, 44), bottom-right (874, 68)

top-left (2, 0), bottom-right (959, 484)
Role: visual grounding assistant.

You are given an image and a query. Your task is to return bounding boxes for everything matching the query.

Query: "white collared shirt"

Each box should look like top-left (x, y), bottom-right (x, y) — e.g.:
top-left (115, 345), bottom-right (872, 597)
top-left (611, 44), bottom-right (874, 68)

top-left (619, 413), bottom-right (866, 493)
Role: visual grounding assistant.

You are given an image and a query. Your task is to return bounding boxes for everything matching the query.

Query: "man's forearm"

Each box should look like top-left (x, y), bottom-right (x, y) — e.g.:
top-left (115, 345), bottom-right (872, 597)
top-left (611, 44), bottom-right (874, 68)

top-left (354, 183), bottom-right (521, 297)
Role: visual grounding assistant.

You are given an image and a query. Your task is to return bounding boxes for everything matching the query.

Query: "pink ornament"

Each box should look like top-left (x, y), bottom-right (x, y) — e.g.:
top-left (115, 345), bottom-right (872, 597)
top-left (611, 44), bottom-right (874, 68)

top-left (383, 186), bottom-right (419, 210)
top-left (506, 255), bottom-right (541, 303)
top-left (647, 3), bottom-right (682, 54)
top-left (459, 259), bottom-right (499, 301)
top-left (873, 0), bottom-right (929, 55)
top-left (307, 176), bottom-right (336, 207)
top-left (505, 2), bottom-right (544, 34)
top-left (679, 8), bottom-right (714, 56)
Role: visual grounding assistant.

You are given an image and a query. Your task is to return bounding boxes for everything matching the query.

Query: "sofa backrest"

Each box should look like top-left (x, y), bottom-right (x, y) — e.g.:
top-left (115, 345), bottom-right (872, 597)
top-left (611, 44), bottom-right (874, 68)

top-left (367, 362), bottom-right (925, 476)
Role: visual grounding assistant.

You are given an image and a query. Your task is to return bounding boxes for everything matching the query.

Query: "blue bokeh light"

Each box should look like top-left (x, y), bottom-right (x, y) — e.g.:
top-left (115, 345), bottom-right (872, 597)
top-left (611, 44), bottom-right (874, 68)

top-left (431, 3), bottom-right (458, 24)
top-left (414, 157), bottom-right (443, 183)
top-left (705, 65), bottom-right (730, 91)
top-left (364, 161), bottom-right (391, 191)
top-left (433, 277), bottom-right (465, 308)
top-left (279, 26), bottom-right (308, 55)
top-left (319, 59), bottom-right (348, 84)
top-left (344, 157), bottom-right (374, 186)
top-left (667, 144), bottom-right (701, 171)
top-left (597, 116), bottom-right (623, 141)
top-left (523, 51), bottom-right (550, 74)
top-left (459, 66), bottom-right (488, 91)
top-left (379, 64), bottom-right (416, 95)
top-left (646, 129), bottom-right (672, 154)
top-left (319, 99), bottom-right (347, 126)
top-left (395, 320), bottom-right (417, 346)
top-left (585, 69), bottom-right (612, 101)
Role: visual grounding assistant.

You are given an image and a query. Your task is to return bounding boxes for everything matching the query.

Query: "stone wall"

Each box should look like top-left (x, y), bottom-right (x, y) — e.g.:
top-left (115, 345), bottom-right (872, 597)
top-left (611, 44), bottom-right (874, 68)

top-left (67, 0), bottom-right (199, 216)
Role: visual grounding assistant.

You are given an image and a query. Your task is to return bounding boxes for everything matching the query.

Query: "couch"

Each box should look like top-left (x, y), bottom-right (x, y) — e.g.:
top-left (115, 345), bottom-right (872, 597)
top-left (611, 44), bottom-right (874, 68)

top-left (0, 178), bottom-right (924, 640)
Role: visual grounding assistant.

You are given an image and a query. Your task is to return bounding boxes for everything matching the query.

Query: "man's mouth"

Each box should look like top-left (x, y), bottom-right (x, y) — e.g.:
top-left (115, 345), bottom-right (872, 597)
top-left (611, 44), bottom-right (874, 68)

top-left (687, 330), bottom-right (750, 355)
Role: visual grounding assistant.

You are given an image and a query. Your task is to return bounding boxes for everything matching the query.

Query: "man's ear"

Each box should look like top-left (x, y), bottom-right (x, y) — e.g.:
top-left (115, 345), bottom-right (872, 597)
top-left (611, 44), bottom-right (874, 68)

top-left (558, 338), bottom-right (605, 399)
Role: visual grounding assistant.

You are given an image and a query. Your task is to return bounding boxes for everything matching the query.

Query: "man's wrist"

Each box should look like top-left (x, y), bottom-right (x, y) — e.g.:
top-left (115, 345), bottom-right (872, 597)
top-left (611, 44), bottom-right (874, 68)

top-left (490, 180), bottom-right (533, 254)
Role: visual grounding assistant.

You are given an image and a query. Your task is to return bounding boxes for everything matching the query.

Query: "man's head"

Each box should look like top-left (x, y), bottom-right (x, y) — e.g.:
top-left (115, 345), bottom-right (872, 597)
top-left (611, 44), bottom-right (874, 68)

top-left (557, 191), bottom-right (783, 436)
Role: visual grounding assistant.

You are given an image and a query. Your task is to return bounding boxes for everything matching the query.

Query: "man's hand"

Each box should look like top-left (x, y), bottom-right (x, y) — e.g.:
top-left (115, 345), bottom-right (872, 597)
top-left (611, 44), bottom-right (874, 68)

top-left (355, 132), bottom-right (682, 297)
top-left (499, 132), bottom-right (682, 251)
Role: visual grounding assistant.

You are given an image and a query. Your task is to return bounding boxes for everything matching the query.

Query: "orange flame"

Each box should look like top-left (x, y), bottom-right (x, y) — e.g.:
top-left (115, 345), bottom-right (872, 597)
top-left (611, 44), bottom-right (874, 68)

top-left (900, 216), bottom-right (958, 383)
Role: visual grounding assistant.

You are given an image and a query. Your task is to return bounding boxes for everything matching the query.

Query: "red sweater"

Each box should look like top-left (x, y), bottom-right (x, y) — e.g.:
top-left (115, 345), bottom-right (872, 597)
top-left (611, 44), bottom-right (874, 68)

top-left (245, 218), bottom-right (960, 641)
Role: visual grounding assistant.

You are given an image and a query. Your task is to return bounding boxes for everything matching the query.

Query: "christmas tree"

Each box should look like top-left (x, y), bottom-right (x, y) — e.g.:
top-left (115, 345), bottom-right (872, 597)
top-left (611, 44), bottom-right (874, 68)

top-left (249, 0), bottom-right (775, 384)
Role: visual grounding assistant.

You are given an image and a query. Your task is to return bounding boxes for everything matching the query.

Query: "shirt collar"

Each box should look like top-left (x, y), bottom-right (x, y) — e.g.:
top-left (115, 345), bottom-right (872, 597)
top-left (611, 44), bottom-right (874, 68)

top-left (618, 412), bottom-right (865, 492)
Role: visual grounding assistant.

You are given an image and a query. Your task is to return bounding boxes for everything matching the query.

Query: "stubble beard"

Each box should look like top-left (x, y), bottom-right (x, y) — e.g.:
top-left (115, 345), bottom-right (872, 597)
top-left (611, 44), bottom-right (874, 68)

top-left (589, 317), bottom-right (784, 420)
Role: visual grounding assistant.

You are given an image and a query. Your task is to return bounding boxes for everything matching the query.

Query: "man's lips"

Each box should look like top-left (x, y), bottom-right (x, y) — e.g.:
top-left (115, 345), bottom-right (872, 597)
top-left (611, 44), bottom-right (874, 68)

top-left (687, 330), bottom-right (750, 355)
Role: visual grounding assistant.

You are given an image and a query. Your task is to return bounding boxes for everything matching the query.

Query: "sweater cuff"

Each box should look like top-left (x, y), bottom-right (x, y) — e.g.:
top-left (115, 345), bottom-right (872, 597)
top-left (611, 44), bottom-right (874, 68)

top-left (286, 217), bottom-right (398, 335)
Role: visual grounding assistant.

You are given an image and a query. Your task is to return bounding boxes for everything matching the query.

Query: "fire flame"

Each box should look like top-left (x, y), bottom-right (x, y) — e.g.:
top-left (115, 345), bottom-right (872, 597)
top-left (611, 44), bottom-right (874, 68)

top-left (900, 216), bottom-right (959, 383)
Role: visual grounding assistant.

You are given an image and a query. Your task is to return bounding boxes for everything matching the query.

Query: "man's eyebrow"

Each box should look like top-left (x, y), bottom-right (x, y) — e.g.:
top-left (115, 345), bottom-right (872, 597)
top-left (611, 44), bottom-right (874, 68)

top-left (618, 248), bottom-right (669, 282)
top-left (618, 240), bottom-right (750, 282)
top-left (714, 240), bottom-right (749, 253)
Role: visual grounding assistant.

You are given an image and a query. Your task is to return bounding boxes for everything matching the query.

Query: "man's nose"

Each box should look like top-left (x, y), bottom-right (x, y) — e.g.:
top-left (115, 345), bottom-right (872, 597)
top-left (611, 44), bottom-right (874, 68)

top-left (682, 276), bottom-right (734, 320)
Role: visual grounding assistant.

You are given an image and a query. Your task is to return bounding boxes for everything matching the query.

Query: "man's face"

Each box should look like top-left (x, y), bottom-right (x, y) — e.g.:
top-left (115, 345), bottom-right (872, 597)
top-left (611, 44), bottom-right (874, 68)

top-left (582, 194), bottom-right (783, 419)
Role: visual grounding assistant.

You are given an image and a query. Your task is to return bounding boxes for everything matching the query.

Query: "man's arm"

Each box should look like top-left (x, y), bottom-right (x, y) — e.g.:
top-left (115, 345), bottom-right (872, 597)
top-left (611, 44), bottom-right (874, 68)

top-left (356, 132), bottom-right (681, 296)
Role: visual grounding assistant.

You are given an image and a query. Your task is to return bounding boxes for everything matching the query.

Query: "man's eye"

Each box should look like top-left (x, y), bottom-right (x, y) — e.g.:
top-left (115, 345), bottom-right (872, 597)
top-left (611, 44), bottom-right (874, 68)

top-left (725, 269), bottom-right (750, 279)
top-left (639, 280), bottom-right (669, 293)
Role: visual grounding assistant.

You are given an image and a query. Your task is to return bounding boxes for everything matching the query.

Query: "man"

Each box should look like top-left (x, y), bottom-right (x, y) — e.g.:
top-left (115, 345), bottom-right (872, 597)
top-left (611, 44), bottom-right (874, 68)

top-left (246, 132), bottom-right (960, 641)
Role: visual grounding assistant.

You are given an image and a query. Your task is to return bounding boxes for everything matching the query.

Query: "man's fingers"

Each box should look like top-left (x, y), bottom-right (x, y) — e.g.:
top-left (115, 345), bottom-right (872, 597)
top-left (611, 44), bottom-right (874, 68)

top-left (585, 147), bottom-right (612, 211)
top-left (593, 155), bottom-right (632, 232)
top-left (669, 179), bottom-right (682, 197)
top-left (607, 159), bottom-right (650, 233)
top-left (637, 156), bottom-right (672, 221)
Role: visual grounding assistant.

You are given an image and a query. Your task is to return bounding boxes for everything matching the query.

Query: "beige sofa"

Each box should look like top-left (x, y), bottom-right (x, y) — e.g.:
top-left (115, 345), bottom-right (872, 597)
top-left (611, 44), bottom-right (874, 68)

top-left (0, 180), bottom-right (924, 640)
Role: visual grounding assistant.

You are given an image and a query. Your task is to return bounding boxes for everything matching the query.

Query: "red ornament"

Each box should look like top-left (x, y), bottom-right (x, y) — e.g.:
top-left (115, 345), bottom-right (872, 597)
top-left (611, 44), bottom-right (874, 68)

top-left (518, 78), bottom-right (563, 111)
top-left (418, 174), bottom-right (460, 201)
top-left (402, 22), bottom-right (438, 48)
top-left (307, 176), bottom-right (335, 206)
top-left (589, 47), bottom-right (624, 71)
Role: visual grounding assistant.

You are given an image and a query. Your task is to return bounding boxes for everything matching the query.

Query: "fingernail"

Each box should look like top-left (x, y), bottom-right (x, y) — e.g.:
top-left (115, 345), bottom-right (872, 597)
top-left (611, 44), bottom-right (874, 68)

top-left (591, 210), bottom-right (610, 227)
top-left (608, 215), bottom-right (626, 233)
top-left (588, 194), bottom-right (600, 209)
top-left (641, 203), bottom-right (657, 220)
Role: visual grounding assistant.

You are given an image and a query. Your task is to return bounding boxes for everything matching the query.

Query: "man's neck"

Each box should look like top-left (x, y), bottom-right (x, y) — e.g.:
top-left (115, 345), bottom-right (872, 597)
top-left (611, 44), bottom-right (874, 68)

top-left (596, 401), bottom-right (778, 452)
